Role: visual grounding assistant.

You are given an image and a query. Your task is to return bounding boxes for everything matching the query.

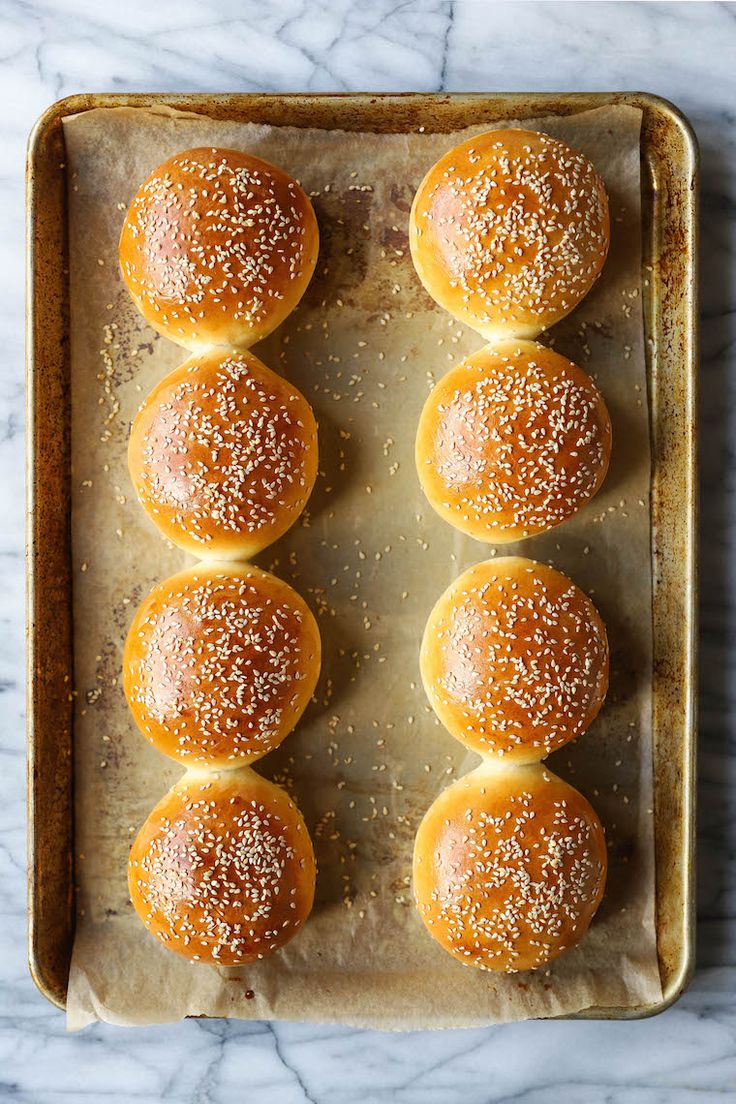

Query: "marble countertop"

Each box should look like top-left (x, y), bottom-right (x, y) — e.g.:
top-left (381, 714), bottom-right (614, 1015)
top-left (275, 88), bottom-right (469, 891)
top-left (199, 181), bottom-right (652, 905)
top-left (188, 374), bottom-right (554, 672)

top-left (3, 1), bottom-right (734, 1100)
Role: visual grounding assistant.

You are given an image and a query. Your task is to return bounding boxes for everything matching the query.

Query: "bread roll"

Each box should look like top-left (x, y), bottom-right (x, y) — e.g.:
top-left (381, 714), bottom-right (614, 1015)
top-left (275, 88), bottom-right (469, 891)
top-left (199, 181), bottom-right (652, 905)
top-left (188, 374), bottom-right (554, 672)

top-left (410, 129), bottom-right (609, 339)
top-left (416, 340), bottom-right (611, 542)
top-left (413, 762), bottom-right (607, 971)
top-left (119, 147), bottom-right (319, 350)
top-left (420, 557), bottom-right (608, 761)
top-left (123, 562), bottom-right (321, 768)
top-left (128, 347), bottom-right (318, 559)
top-left (129, 767), bottom-right (316, 965)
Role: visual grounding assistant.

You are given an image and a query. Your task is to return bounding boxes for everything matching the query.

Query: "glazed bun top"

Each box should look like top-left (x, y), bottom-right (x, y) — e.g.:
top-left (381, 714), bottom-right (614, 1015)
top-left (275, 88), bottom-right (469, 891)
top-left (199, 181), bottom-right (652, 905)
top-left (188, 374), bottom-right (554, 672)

top-left (128, 767), bottom-right (316, 966)
top-left (128, 347), bottom-right (318, 560)
top-left (415, 340), bottom-right (611, 543)
top-left (119, 147), bottom-right (319, 350)
top-left (123, 562), bottom-right (321, 769)
top-left (413, 762), bottom-right (607, 972)
top-left (420, 557), bottom-right (608, 761)
top-left (410, 129), bottom-right (609, 339)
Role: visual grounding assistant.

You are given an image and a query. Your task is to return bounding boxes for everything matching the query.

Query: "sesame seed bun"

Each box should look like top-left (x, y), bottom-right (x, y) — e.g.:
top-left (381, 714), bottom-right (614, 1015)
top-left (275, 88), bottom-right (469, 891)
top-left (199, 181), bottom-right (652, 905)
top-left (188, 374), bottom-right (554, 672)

top-left (128, 348), bottom-right (318, 560)
top-left (409, 129), bottom-right (609, 340)
top-left (413, 761), bottom-right (607, 972)
top-left (119, 147), bottom-right (319, 351)
top-left (123, 562), bottom-right (321, 769)
top-left (129, 767), bottom-right (316, 966)
top-left (420, 557), bottom-right (608, 761)
top-left (415, 340), bottom-right (611, 542)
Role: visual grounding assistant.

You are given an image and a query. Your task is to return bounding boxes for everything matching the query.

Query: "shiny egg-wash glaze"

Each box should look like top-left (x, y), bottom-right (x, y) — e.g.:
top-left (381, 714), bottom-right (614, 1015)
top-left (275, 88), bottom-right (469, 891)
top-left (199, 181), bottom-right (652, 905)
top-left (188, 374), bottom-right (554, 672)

top-left (119, 148), bottom-right (321, 967)
top-left (410, 129), bottom-right (611, 972)
top-left (128, 769), bottom-right (316, 967)
top-left (413, 762), bottom-right (607, 973)
top-left (119, 147), bottom-right (319, 351)
top-left (123, 562), bottom-right (321, 769)
top-left (416, 341), bottom-right (612, 542)
top-left (128, 348), bottom-right (318, 560)
top-left (420, 558), bottom-right (609, 762)
top-left (409, 128), bottom-right (609, 342)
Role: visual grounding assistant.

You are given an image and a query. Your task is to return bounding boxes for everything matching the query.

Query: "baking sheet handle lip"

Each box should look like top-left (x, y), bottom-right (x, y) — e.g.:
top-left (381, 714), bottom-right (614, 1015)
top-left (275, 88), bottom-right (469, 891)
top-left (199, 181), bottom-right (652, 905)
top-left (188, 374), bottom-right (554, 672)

top-left (667, 85), bottom-right (699, 1012)
top-left (26, 120), bottom-right (50, 1010)
top-left (25, 91), bottom-right (702, 164)
top-left (682, 189), bottom-right (698, 1022)
top-left (675, 114), bottom-right (699, 1014)
top-left (26, 102), bottom-right (73, 1013)
top-left (28, 95), bottom-right (80, 150)
top-left (650, 83), bottom-right (699, 1016)
top-left (627, 90), bottom-right (700, 165)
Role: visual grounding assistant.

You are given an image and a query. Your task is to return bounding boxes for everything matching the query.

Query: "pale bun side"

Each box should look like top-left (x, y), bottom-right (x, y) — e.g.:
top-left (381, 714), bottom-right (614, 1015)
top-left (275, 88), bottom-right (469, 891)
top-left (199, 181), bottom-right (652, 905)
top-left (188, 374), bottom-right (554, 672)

top-left (129, 767), bottom-right (316, 965)
top-left (123, 562), bottom-right (321, 768)
top-left (129, 347), bottom-right (318, 559)
top-left (119, 146), bottom-right (319, 350)
top-left (410, 129), bottom-right (609, 340)
top-left (413, 761), bottom-right (607, 972)
top-left (420, 557), bottom-right (608, 761)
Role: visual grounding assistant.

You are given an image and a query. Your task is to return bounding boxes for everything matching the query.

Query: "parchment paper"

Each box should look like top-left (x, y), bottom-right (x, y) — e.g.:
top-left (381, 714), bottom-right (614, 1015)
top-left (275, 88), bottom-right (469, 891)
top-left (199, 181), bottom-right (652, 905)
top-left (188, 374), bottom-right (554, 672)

top-left (61, 104), bottom-right (662, 1030)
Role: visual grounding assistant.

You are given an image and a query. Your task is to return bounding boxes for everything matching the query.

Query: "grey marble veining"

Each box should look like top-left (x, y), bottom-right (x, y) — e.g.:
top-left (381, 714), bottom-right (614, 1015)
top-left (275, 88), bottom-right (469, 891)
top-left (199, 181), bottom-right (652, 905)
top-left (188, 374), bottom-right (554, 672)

top-left (2, 0), bottom-right (735, 1100)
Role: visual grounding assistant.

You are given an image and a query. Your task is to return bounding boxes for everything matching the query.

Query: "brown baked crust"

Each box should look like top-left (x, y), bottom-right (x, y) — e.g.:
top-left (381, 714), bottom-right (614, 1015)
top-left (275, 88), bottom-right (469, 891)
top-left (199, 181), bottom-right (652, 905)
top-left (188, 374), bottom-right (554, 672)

top-left (415, 340), bottom-right (611, 542)
top-left (119, 147), bottom-right (319, 350)
top-left (413, 762), bottom-right (607, 972)
top-left (128, 348), bottom-right (318, 559)
top-left (123, 562), bottom-right (321, 768)
top-left (129, 768), bottom-right (316, 965)
top-left (420, 557), bottom-right (608, 761)
top-left (410, 129), bottom-right (609, 339)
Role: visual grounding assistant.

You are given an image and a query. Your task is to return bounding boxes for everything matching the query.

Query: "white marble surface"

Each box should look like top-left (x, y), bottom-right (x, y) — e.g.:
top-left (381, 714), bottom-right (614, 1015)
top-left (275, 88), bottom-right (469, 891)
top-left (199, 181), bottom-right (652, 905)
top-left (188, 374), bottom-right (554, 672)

top-left (2, 0), bottom-right (734, 1099)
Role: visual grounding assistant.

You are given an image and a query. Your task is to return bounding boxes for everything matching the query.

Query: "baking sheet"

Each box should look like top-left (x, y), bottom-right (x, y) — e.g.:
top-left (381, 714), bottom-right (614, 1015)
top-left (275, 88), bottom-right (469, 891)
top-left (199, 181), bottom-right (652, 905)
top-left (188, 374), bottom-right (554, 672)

top-left (61, 103), bottom-right (662, 1029)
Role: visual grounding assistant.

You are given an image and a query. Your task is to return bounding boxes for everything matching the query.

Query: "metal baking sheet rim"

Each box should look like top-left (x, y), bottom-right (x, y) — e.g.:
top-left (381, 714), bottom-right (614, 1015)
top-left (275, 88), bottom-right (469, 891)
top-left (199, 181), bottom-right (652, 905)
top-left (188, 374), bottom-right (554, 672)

top-left (25, 91), bottom-right (699, 1021)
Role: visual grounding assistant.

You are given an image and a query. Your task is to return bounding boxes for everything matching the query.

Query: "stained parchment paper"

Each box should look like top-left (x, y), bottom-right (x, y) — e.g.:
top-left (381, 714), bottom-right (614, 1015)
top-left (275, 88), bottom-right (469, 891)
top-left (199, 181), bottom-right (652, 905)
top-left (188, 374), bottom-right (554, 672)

top-left (61, 104), bottom-right (662, 1029)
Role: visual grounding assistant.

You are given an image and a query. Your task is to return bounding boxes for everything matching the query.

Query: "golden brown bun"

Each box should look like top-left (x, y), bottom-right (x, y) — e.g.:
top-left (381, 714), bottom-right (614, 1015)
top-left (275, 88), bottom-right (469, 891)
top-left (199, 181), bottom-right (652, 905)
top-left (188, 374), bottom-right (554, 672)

top-left (416, 340), bottom-right (611, 542)
top-left (129, 768), bottom-right (316, 965)
top-left (119, 147), bottom-right (319, 351)
top-left (123, 562), bottom-right (321, 768)
top-left (420, 557), bottom-right (608, 761)
top-left (410, 129), bottom-right (609, 340)
top-left (413, 762), bottom-right (607, 971)
top-left (128, 348), bottom-right (318, 559)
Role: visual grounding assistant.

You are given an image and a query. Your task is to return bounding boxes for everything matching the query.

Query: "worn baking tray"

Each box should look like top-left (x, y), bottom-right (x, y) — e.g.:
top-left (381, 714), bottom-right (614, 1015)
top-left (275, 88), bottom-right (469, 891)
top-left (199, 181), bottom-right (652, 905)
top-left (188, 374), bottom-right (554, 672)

top-left (26, 92), bottom-right (698, 1018)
